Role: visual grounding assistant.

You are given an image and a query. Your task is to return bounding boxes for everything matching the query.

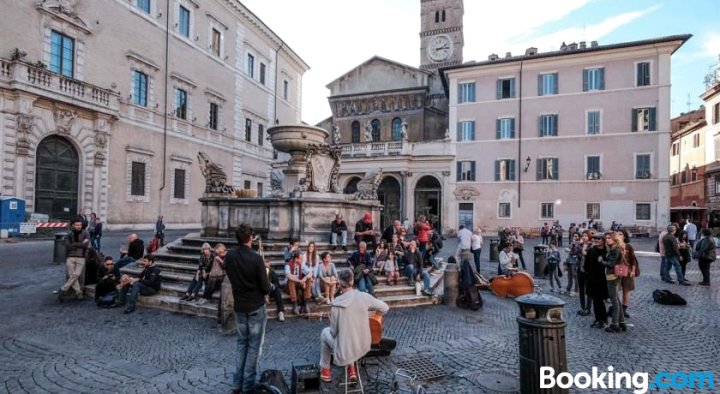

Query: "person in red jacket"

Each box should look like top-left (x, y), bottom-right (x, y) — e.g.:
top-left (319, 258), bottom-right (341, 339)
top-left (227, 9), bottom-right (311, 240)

top-left (414, 215), bottom-right (432, 255)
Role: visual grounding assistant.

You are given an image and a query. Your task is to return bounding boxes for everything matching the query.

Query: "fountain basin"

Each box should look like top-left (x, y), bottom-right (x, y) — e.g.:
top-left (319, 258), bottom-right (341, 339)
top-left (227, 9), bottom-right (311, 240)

top-left (267, 124), bottom-right (328, 154)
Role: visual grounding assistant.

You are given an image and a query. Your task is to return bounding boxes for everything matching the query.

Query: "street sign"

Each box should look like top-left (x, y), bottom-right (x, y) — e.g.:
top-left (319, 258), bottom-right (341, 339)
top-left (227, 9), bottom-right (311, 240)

top-left (19, 222), bottom-right (37, 234)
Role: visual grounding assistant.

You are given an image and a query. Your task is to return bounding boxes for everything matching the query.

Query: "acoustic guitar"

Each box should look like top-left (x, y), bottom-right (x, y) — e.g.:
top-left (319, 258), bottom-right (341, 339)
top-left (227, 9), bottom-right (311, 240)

top-left (489, 271), bottom-right (535, 298)
top-left (369, 311), bottom-right (383, 345)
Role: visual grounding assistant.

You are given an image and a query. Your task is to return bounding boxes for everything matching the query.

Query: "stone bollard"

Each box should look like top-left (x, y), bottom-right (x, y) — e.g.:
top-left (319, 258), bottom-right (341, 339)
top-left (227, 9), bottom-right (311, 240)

top-left (516, 292), bottom-right (568, 394)
top-left (443, 262), bottom-right (459, 306)
top-left (219, 279), bottom-right (235, 333)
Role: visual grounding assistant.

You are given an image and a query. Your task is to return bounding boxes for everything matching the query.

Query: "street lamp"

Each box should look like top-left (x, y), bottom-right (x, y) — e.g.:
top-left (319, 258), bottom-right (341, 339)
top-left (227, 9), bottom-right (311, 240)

top-left (524, 156), bottom-right (531, 172)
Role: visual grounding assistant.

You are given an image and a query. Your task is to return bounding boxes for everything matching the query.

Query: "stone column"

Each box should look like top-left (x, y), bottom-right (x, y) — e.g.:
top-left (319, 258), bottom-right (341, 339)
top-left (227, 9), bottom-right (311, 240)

top-left (14, 113), bottom-right (33, 201)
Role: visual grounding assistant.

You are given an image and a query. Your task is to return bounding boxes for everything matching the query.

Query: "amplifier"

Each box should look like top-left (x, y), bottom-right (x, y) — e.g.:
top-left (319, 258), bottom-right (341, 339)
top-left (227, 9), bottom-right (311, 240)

top-left (291, 363), bottom-right (320, 393)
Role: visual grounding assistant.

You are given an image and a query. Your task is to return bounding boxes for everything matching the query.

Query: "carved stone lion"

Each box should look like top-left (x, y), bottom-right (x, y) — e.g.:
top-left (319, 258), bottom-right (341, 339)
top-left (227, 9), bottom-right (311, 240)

top-left (198, 152), bottom-right (233, 193)
top-left (353, 168), bottom-right (382, 200)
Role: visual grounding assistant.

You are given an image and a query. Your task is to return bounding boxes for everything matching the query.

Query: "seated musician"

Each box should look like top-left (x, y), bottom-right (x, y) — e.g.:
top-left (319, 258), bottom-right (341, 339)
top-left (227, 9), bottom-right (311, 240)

top-left (498, 242), bottom-right (520, 276)
top-left (319, 269), bottom-right (389, 384)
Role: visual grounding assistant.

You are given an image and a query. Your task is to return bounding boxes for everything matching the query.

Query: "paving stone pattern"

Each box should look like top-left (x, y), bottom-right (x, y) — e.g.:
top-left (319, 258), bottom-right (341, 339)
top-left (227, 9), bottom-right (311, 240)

top-left (1, 236), bottom-right (718, 393)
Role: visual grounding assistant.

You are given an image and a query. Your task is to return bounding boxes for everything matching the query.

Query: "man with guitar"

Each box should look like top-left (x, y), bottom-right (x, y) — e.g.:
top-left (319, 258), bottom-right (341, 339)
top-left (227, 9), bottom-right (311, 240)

top-left (319, 269), bottom-right (389, 383)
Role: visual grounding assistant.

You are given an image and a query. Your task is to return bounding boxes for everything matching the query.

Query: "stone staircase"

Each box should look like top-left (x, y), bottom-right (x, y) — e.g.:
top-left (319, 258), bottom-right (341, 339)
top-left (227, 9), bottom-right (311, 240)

top-left (101, 232), bottom-right (442, 320)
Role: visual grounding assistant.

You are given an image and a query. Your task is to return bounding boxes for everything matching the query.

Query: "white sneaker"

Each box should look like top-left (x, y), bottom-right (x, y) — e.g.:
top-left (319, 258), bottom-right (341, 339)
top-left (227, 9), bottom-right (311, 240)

top-left (568, 292), bottom-right (577, 297)
top-left (278, 311), bottom-right (285, 322)
top-left (196, 298), bottom-right (207, 305)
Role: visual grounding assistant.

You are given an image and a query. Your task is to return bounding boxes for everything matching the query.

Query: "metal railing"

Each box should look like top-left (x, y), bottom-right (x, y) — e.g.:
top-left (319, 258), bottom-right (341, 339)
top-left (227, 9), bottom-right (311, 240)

top-left (341, 141), bottom-right (403, 157)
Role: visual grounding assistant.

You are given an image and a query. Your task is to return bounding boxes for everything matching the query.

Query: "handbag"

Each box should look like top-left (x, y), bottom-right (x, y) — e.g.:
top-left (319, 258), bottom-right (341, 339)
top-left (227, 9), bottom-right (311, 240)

top-left (613, 261), bottom-right (629, 278)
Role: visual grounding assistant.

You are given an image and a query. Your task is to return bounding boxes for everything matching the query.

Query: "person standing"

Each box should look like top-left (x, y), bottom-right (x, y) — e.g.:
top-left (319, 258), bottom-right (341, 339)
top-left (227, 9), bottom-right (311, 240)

top-left (663, 225), bottom-right (691, 285)
top-left (619, 230), bottom-right (639, 319)
top-left (456, 225), bottom-right (474, 272)
top-left (58, 219), bottom-right (90, 301)
top-left (414, 215), bottom-right (432, 255)
top-left (155, 216), bottom-right (166, 246)
top-left (586, 234), bottom-right (608, 329)
top-left (88, 213), bottom-right (102, 252)
top-left (511, 229), bottom-right (527, 270)
top-left (546, 243), bottom-right (562, 293)
top-left (683, 218), bottom-right (698, 249)
top-left (225, 224), bottom-right (272, 393)
top-left (471, 228), bottom-right (484, 274)
top-left (603, 232), bottom-right (626, 333)
top-left (695, 228), bottom-right (715, 286)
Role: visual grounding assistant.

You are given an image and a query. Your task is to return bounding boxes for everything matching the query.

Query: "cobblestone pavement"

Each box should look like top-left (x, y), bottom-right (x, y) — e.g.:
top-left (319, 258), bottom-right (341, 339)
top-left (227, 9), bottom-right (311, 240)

top-left (1, 235), bottom-right (718, 393)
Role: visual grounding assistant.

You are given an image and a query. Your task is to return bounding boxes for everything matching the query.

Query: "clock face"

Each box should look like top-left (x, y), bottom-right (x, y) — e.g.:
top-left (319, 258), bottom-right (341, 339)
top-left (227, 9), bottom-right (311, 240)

top-left (427, 34), bottom-right (453, 62)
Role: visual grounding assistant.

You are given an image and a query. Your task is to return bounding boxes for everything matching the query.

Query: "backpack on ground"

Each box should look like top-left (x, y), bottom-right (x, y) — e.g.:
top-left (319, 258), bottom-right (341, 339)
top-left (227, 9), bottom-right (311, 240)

top-left (652, 289), bottom-right (687, 306)
top-left (256, 369), bottom-right (289, 394)
top-left (97, 291), bottom-right (118, 308)
top-left (457, 259), bottom-right (483, 310)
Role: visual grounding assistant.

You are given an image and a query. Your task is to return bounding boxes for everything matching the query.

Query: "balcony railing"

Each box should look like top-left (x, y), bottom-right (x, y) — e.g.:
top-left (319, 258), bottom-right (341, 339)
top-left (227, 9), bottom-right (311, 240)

top-left (341, 141), bottom-right (404, 157)
top-left (0, 58), bottom-right (119, 113)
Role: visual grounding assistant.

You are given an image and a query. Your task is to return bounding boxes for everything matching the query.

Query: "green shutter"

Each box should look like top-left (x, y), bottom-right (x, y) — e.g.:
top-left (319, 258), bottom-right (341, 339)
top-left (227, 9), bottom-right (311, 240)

top-left (510, 78), bottom-right (516, 98)
top-left (510, 118), bottom-right (515, 138)
top-left (496, 119), bottom-right (501, 139)
top-left (496, 79), bottom-right (502, 100)
top-left (494, 160), bottom-right (500, 181)
top-left (582, 70), bottom-right (588, 91)
top-left (536, 159), bottom-right (543, 180)
top-left (538, 116), bottom-right (543, 137)
top-left (470, 161), bottom-right (476, 181)
top-left (649, 108), bottom-right (657, 131)
top-left (509, 160), bottom-right (515, 181)
top-left (599, 68), bottom-right (605, 90)
top-left (457, 122), bottom-right (462, 141)
top-left (553, 73), bottom-right (559, 94)
top-left (456, 161), bottom-right (462, 181)
top-left (553, 158), bottom-right (559, 180)
top-left (631, 109), bottom-right (638, 132)
top-left (538, 74), bottom-right (543, 96)
top-left (553, 115), bottom-right (558, 136)
top-left (470, 121), bottom-right (475, 140)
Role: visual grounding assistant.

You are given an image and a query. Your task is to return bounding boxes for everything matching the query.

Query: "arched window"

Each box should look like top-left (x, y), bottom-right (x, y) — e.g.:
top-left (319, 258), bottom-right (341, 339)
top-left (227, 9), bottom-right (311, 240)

top-left (435, 11), bottom-right (439, 23)
top-left (442, 10), bottom-right (446, 22)
top-left (351, 121), bottom-right (360, 143)
top-left (371, 119), bottom-right (381, 142)
top-left (391, 118), bottom-right (403, 141)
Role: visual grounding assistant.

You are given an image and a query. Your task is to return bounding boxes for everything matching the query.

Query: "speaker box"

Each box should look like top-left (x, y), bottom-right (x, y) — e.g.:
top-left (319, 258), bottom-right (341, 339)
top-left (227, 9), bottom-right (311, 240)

top-left (291, 363), bottom-right (320, 393)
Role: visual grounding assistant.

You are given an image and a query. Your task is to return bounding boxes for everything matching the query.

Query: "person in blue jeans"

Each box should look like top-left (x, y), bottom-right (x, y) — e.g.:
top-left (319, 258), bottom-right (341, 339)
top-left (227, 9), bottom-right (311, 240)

top-left (115, 255), bottom-right (161, 314)
top-left (546, 243), bottom-right (563, 293)
top-left (224, 224), bottom-right (271, 393)
top-left (348, 242), bottom-right (376, 295)
top-left (404, 241), bottom-right (432, 296)
top-left (662, 225), bottom-right (691, 285)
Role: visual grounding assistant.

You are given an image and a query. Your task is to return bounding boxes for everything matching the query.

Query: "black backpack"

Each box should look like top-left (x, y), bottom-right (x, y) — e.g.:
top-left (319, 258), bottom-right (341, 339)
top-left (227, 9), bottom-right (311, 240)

top-left (652, 289), bottom-right (687, 306)
top-left (457, 260), bottom-right (483, 311)
top-left (256, 369), bottom-right (289, 394)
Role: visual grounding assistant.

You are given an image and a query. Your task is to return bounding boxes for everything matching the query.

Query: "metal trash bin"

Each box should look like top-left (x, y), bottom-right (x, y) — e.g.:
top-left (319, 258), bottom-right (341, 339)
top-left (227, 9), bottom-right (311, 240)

top-left (489, 239), bottom-right (499, 262)
top-left (516, 292), bottom-right (567, 394)
top-left (53, 232), bottom-right (68, 264)
top-left (533, 245), bottom-right (548, 279)
top-left (444, 262), bottom-right (459, 306)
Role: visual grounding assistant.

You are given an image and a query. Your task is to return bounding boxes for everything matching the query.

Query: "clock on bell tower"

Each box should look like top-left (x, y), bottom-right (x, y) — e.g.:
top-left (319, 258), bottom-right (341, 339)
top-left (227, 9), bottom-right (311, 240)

top-left (420, 0), bottom-right (464, 70)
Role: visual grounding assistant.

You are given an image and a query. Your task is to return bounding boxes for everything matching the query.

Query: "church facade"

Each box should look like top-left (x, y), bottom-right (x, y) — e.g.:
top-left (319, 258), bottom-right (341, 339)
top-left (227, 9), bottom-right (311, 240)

top-left (0, 0), bottom-right (307, 228)
top-left (318, 0), bottom-right (463, 232)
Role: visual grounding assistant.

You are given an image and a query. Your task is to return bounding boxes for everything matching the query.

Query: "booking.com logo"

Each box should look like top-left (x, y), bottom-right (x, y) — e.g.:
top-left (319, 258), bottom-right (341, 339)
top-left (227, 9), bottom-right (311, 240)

top-left (540, 366), bottom-right (714, 393)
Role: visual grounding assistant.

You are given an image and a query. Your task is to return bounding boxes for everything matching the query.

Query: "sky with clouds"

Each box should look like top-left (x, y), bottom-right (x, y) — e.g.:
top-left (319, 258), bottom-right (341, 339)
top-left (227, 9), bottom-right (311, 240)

top-left (241, 0), bottom-right (720, 125)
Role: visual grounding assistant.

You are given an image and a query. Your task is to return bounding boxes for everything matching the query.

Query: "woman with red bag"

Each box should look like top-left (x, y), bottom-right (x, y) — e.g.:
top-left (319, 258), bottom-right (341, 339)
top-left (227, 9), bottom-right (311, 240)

top-left (603, 232), bottom-right (627, 333)
top-left (619, 229), bottom-right (639, 319)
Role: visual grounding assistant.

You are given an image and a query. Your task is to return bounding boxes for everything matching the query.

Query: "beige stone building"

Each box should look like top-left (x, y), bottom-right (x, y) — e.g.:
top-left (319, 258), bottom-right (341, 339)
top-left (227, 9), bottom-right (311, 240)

top-left (443, 35), bottom-right (690, 232)
top-left (0, 0), bottom-right (307, 228)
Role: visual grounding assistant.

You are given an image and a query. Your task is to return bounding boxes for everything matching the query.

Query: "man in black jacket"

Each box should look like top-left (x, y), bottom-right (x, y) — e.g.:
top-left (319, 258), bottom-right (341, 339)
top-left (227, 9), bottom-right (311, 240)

top-left (95, 256), bottom-right (119, 304)
top-left (59, 219), bottom-right (90, 301)
top-left (115, 255), bottom-right (161, 314)
top-left (225, 224), bottom-right (271, 394)
top-left (126, 233), bottom-right (145, 261)
top-left (330, 214), bottom-right (348, 251)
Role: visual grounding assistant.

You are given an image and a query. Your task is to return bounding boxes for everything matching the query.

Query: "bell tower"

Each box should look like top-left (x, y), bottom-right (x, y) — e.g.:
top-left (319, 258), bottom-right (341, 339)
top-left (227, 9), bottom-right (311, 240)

top-left (420, 0), bottom-right (464, 70)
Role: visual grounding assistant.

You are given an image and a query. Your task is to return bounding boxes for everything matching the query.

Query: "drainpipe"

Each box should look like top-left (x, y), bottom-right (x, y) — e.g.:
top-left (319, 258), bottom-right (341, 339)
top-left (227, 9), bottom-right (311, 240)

top-left (517, 60), bottom-right (524, 208)
top-left (273, 42), bottom-right (284, 125)
top-left (158, 0), bottom-right (171, 217)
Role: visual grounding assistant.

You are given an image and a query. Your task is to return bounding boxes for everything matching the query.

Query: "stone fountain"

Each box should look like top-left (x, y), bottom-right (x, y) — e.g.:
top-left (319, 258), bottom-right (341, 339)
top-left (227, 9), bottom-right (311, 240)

top-left (200, 124), bottom-right (382, 242)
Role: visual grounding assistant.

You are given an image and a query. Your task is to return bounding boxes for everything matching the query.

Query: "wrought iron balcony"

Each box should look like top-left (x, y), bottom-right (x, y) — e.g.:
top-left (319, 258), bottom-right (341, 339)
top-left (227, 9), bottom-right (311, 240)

top-left (0, 58), bottom-right (119, 114)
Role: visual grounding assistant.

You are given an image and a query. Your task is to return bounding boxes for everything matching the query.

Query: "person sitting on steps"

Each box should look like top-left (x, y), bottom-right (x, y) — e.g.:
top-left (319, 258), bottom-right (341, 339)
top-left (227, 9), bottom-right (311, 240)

top-left (285, 250), bottom-right (313, 315)
top-left (330, 214), bottom-right (348, 251)
top-left (265, 257), bottom-right (285, 322)
top-left (319, 269), bottom-right (389, 383)
top-left (181, 243), bottom-right (214, 302)
top-left (114, 255), bottom-right (161, 314)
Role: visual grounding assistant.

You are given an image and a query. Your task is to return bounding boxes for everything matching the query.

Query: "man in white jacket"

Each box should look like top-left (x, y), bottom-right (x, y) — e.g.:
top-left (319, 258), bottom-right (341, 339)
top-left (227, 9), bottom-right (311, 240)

top-left (319, 269), bottom-right (389, 383)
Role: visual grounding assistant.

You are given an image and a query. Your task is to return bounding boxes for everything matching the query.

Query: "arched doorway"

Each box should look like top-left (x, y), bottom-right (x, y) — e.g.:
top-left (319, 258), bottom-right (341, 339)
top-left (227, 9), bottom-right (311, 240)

top-left (343, 177), bottom-right (361, 194)
top-left (377, 176), bottom-right (401, 229)
top-left (414, 175), bottom-right (442, 230)
top-left (35, 135), bottom-right (79, 220)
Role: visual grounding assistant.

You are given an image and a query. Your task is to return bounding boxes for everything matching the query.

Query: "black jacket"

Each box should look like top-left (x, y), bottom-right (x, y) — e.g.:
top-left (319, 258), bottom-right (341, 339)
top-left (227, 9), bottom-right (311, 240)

top-left (65, 230), bottom-right (90, 258)
top-left (663, 233), bottom-right (679, 257)
top-left (381, 225), bottom-right (398, 243)
top-left (331, 220), bottom-right (348, 234)
top-left (139, 264), bottom-right (162, 291)
top-left (225, 245), bottom-right (272, 314)
top-left (585, 246), bottom-right (608, 299)
top-left (404, 249), bottom-right (424, 277)
top-left (128, 239), bottom-right (145, 260)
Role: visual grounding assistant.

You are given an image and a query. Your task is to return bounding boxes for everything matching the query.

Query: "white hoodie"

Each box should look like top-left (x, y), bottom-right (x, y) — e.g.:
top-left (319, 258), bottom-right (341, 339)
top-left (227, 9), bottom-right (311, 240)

top-left (329, 289), bottom-right (389, 366)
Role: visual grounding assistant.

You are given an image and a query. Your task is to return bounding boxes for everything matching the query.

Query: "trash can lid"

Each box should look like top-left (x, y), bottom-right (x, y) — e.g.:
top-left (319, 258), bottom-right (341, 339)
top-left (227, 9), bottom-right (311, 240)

top-left (515, 291), bottom-right (565, 307)
top-left (534, 244), bottom-right (548, 250)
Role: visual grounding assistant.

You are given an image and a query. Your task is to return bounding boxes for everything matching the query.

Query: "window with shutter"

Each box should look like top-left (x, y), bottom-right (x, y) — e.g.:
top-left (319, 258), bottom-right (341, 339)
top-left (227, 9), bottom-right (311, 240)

top-left (497, 118), bottom-right (514, 139)
top-left (131, 162), bottom-right (146, 196)
top-left (457, 161), bottom-right (475, 181)
top-left (636, 62), bottom-right (650, 86)
top-left (498, 203), bottom-right (511, 218)
top-left (458, 83), bottom-right (475, 103)
top-left (587, 110), bottom-right (600, 134)
top-left (175, 89), bottom-right (187, 120)
top-left (540, 203), bottom-right (554, 219)
top-left (537, 158), bottom-right (558, 180)
top-left (586, 203), bottom-right (600, 220)
top-left (586, 156), bottom-right (601, 179)
top-left (173, 169), bottom-right (186, 199)
top-left (633, 108), bottom-right (656, 132)
top-left (538, 73), bottom-right (558, 96)
top-left (635, 203), bottom-right (651, 220)
top-left (351, 121), bottom-right (360, 143)
top-left (458, 121), bottom-right (475, 141)
top-left (497, 78), bottom-right (516, 99)
top-left (539, 115), bottom-right (558, 137)
top-left (584, 67), bottom-right (604, 91)
top-left (635, 154), bottom-right (651, 179)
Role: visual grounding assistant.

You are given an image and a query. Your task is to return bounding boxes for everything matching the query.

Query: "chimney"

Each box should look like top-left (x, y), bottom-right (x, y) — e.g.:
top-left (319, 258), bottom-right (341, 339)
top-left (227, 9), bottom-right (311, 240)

top-left (579, 41), bottom-right (586, 49)
top-left (560, 42), bottom-right (568, 51)
top-left (525, 47), bottom-right (538, 56)
top-left (569, 42), bottom-right (578, 51)
top-left (590, 40), bottom-right (599, 48)
top-left (505, 52), bottom-right (512, 58)
top-left (488, 53), bottom-right (499, 61)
